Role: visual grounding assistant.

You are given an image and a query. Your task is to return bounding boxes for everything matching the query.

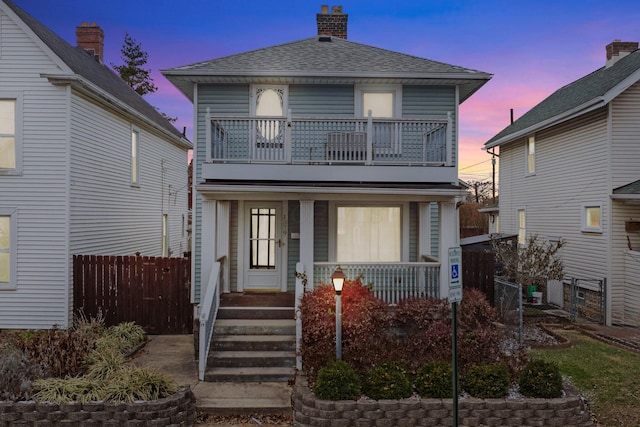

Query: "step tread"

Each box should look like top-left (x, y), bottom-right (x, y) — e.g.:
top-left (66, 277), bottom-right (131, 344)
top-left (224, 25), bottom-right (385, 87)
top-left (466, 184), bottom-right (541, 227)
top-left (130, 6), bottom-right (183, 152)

top-left (213, 334), bottom-right (296, 342)
top-left (206, 367), bottom-right (295, 375)
top-left (215, 319), bottom-right (295, 326)
top-left (211, 350), bottom-right (295, 358)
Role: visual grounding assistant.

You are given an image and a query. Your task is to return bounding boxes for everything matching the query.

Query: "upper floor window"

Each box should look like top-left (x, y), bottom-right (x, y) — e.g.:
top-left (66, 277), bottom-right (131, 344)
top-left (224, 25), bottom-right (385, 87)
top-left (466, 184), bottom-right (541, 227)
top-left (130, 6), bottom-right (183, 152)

top-left (252, 85), bottom-right (287, 142)
top-left (0, 99), bottom-right (18, 173)
top-left (526, 136), bottom-right (535, 175)
top-left (355, 85), bottom-right (401, 118)
top-left (517, 208), bottom-right (526, 245)
top-left (0, 209), bottom-right (16, 289)
top-left (131, 127), bottom-right (140, 186)
top-left (581, 202), bottom-right (603, 233)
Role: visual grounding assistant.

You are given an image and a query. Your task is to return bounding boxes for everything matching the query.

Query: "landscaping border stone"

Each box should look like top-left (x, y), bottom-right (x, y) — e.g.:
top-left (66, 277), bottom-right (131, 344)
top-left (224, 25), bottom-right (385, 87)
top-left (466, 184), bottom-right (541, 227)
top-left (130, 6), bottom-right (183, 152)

top-left (292, 375), bottom-right (594, 427)
top-left (0, 386), bottom-right (196, 426)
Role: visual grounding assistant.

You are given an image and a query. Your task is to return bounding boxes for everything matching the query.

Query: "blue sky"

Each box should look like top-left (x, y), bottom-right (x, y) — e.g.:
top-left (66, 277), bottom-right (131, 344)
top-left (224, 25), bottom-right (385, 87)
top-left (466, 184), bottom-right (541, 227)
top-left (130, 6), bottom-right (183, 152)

top-left (13, 0), bottom-right (640, 181)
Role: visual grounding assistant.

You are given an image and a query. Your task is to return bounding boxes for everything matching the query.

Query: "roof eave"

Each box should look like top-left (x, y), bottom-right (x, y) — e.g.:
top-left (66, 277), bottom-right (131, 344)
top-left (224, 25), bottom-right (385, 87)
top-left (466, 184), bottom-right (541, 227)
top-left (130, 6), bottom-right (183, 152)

top-left (484, 97), bottom-right (606, 149)
top-left (44, 73), bottom-right (192, 150)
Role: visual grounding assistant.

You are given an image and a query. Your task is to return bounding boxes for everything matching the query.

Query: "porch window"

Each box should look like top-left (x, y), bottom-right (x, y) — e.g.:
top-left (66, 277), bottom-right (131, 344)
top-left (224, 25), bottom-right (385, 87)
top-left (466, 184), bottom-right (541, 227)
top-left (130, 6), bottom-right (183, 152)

top-left (0, 209), bottom-right (16, 289)
top-left (581, 202), bottom-right (602, 233)
top-left (337, 206), bottom-right (401, 262)
top-left (0, 99), bottom-right (17, 172)
top-left (250, 208), bottom-right (276, 269)
top-left (517, 208), bottom-right (526, 245)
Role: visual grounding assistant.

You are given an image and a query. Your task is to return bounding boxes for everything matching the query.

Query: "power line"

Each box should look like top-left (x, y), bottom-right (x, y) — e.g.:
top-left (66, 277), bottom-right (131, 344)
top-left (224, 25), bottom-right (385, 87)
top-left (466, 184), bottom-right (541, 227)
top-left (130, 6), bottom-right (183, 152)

top-left (459, 158), bottom-right (491, 171)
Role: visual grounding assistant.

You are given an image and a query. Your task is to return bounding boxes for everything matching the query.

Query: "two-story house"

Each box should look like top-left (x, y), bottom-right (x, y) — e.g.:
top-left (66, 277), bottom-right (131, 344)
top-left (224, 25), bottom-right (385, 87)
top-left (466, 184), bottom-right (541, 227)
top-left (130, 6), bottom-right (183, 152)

top-left (485, 40), bottom-right (640, 326)
top-left (163, 5), bottom-right (491, 380)
top-left (0, 0), bottom-right (191, 329)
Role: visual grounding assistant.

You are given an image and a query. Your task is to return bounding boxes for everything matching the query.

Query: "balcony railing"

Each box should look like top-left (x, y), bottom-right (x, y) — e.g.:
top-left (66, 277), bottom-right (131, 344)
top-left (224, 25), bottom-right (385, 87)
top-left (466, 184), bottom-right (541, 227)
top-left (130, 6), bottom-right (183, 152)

top-left (206, 109), bottom-right (452, 167)
top-left (313, 262), bottom-right (440, 304)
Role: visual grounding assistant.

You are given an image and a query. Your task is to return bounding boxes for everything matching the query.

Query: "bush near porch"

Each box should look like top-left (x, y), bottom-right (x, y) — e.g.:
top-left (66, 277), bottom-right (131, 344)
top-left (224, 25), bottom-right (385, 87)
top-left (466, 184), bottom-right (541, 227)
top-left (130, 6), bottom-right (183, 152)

top-left (299, 279), bottom-right (521, 384)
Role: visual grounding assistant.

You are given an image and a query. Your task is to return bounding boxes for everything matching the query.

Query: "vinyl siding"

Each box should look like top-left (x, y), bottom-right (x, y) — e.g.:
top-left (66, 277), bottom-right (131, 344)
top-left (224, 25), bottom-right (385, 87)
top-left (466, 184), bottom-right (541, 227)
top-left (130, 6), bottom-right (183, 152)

top-left (0, 10), bottom-right (70, 328)
top-left (69, 92), bottom-right (188, 257)
top-left (289, 85), bottom-right (353, 116)
top-left (610, 83), bottom-right (640, 323)
top-left (193, 84), bottom-right (249, 300)
top-left (287, 201), bottom-right (300, 291)
top-left (404, 86), bottom-right (457, 165)
top-left (498, 109), bottom-right (610, 283)
top-left (314, 201), bottom-right (329, 262)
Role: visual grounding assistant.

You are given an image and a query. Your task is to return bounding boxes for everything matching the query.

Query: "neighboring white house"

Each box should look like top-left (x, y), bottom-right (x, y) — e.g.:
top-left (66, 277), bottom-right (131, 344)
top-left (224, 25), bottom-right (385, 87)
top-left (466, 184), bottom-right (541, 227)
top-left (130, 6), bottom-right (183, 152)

top-left (163, 5), bottom-right (491, 378)
top-left (485, 40), bottom-right (640, 326)
top-left (0, 0), bottom-right (192, 329)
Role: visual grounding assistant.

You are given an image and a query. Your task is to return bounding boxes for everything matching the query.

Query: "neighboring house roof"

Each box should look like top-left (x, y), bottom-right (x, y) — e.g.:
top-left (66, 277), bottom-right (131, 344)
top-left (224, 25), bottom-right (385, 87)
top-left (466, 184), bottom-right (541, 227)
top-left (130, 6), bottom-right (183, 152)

top-left (162, 36), bottom-right (491, 103)
top-left (485, 48), bottom-right (640, 148)
top-left (2, 0), bottom-right (190, 149)
top-left (612, 179), bottom-right (640, 204)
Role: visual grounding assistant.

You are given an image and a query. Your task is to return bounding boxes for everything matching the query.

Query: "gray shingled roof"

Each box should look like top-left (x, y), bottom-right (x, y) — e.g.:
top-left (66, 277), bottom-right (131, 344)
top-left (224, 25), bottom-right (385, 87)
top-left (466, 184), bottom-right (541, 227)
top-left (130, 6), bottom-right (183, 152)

top-left (162, 36), bottom-right (491, 102)
top-left (614, 179), bottom-right (640, 195)
top-left (485, 49), bottom-right (640, 148)
top-left (3, 0), bottom-right (188, 145)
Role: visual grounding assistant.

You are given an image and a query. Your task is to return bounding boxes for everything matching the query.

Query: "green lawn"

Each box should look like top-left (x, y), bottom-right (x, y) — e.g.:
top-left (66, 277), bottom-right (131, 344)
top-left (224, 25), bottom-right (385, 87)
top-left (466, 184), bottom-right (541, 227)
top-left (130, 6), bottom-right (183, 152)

top-left (531, 329), bottom-right (640, 427)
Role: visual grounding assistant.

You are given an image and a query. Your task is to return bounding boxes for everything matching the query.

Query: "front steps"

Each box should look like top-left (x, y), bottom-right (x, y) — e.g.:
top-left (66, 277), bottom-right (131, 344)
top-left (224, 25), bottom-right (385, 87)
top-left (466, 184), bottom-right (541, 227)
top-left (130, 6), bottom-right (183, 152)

top-left (204, 306), bottom-right (297, 383)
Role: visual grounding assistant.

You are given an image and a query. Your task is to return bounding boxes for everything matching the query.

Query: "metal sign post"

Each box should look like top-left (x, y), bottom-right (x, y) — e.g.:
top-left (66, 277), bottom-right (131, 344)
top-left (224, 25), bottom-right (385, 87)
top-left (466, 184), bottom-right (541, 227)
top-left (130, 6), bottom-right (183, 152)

top-left (448, 247), bottom-right (462, 427)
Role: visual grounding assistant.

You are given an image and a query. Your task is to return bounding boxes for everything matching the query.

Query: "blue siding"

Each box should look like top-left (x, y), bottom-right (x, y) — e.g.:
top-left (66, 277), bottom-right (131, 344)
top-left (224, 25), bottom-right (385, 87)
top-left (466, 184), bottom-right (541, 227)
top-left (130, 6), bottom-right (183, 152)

top-left (289, 85), bottom-right (354, 117)
top-left (314, 201), bottom-right (329, 262)
top-left (409, 202), bottom-right (417, 262)
top-left (430, 202), bottom-right (439, 256)
top-left (287, 201), bottom-right (300, 291)
top-left (194, 85), bottom-right (249, 300)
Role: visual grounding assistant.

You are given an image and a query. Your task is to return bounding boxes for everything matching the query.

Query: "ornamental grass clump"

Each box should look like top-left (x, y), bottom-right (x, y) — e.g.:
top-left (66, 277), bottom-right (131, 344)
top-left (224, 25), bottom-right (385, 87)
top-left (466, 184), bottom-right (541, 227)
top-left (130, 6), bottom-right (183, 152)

top-left (415, 361), bottom-right (453, 398)
top-left (518, 359), bottom-right (563, 398)
top-left (0, 345), bottom-right (45, 401)
top-left (313, 360), bottom-right (361, 401)
top-left (363, 362), bottom-right (413, 400)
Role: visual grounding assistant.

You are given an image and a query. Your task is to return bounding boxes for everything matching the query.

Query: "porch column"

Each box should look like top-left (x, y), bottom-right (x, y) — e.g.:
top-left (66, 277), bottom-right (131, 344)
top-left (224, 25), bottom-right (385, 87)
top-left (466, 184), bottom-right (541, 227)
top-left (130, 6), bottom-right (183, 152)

top-left (201, 200), bottom-right (218, 301)
top-left (217, 201), bottom-right (231, 293)
top-left (438, 201), bottom-right (459, 298)
top-left (418, 203), bottom-right (432, 260)
top-left (299, 200), bottom-right (315, 291)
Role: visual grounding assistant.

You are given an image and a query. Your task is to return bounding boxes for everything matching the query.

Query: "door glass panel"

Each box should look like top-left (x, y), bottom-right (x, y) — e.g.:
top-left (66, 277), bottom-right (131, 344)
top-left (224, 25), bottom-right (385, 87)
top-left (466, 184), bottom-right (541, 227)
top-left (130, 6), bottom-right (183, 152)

top-left (250, 208), bottom-right (276, 269)
top-left (337, 206), bottom-right (401, 262)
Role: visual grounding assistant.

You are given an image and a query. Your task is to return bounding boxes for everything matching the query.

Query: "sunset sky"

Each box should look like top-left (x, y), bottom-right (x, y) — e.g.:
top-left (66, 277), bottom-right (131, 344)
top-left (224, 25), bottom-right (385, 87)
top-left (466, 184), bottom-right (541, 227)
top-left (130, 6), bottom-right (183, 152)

top-left (13, 0), bottom-right (640, 182)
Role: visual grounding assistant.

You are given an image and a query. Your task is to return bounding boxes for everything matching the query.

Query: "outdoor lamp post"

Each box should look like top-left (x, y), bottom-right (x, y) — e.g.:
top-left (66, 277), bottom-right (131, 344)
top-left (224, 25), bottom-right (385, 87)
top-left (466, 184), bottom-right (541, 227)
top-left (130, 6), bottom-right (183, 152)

top-left (331, 266), bottom-right (346, 360)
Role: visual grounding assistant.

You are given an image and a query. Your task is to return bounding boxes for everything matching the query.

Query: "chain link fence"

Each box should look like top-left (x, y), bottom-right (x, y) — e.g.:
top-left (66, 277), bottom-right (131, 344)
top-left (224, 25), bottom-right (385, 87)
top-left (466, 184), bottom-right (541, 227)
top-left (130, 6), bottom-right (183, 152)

top-left (493, 276), bottom-right (606, 344)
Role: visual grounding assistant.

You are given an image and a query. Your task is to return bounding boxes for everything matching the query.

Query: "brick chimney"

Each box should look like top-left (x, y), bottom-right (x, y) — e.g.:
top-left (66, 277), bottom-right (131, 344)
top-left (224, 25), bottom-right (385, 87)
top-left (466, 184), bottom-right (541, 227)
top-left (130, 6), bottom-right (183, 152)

top-left (76, 22), bottom-right (104, 62)
top-left (316, 5), bottom-right (348, 39)
top-left (606, 40), bottom-right (639, 67)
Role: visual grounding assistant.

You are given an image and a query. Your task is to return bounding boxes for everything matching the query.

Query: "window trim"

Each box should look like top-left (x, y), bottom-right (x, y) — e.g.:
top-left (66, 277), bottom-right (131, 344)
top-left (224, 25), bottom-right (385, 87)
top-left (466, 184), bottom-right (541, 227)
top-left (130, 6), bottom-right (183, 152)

top-left (162, 214), bottom-right (169, 257)
top-left (0, 208), bottom-right (17, 290)
top-left (517, 207), bottom-right (526, 245)
top-left (581, 202), bottom-right (603, 233)
top-left (131, 125), bottom-right (140, 187)
top-left (0, 94), bottom-right (23, 175)
top-left (525, 135), bottom-right (535, 176)
top-left (354, 84), bottom-right (402, 118)
top-left (328, 201), bottom-right (409, 262)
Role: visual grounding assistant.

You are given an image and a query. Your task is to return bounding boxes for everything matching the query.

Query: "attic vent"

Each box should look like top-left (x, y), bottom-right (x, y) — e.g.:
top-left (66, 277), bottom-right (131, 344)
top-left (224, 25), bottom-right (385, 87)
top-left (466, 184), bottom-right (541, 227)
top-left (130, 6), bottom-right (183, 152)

top-left (318, 36), bottom-right (332, 42)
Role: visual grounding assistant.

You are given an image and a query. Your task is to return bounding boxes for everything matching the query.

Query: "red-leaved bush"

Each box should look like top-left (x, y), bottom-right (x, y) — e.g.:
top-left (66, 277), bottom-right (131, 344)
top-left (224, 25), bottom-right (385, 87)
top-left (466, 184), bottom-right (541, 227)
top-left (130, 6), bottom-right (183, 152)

top-left (300, 283), bottom-right (508, 382)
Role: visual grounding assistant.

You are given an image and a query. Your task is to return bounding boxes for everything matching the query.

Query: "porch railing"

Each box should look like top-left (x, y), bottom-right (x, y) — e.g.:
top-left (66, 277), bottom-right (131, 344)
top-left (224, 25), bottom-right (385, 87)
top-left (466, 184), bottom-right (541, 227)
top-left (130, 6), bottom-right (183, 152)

top-left (198, 256), bottom-right (224, 381)
top-left (313, 262), bottom-right (440, 304)
top-left (206, 109), bottom-right (452, 166)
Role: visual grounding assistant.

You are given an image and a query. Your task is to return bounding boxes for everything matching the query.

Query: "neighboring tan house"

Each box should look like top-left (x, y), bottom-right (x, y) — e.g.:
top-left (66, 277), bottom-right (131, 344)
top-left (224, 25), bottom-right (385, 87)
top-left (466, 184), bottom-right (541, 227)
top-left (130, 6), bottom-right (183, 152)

top-left (163, 5), bottom-right (491, 380)
top-left (0, 0), bottom-right (192, 329)
top-left (485, 40), bottom-right (640, 326)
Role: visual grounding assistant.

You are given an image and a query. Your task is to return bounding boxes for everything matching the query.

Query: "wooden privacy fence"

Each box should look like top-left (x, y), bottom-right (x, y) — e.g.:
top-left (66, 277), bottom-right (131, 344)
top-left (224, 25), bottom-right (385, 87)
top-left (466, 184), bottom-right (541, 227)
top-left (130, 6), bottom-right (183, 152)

top-left (73, 255), bottom-right (192, 334)
top-left (461, 251), bottom-right (495, 303)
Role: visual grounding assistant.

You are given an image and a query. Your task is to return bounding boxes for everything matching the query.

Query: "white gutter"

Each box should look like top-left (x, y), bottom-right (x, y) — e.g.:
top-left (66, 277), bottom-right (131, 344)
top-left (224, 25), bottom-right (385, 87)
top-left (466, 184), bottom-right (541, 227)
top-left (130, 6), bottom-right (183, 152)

top-left (485, 97), bottom-right (605, 149)
top-left (42, 73), bottom-right (192, 150)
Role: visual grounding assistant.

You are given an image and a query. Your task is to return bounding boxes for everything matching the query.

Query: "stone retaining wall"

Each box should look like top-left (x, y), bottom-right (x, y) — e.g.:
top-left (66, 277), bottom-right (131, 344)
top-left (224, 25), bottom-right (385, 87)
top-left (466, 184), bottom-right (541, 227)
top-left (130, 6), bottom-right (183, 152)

top-left (0, 387), bottom-right (197, 426)
top-left (293, 377), bottom-right (593, 427)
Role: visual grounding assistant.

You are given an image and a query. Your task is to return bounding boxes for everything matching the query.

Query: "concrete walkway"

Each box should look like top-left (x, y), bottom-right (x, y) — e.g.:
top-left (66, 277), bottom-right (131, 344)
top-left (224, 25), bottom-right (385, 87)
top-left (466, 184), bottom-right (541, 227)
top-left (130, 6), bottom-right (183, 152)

top-left (131, 335), bottom-right (292, 426)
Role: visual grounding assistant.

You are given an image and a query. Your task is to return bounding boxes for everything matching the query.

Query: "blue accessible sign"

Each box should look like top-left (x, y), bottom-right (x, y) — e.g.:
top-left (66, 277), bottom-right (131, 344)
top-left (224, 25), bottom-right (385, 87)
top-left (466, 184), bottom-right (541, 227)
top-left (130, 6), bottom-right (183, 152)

top-left (448, 247), bottom-right (462, 302)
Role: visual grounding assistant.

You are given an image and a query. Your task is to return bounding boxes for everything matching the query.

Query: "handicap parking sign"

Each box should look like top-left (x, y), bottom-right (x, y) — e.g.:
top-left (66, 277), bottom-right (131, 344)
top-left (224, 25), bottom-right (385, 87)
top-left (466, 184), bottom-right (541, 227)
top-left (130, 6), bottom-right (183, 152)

top-left (451, 264), bottom-right (459, 280)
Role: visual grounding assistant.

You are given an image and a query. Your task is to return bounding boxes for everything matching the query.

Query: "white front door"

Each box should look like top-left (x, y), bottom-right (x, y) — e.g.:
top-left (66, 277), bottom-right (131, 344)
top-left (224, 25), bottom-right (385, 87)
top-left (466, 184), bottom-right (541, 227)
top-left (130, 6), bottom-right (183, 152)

top-left (242, 202), bottom-right (286, 291)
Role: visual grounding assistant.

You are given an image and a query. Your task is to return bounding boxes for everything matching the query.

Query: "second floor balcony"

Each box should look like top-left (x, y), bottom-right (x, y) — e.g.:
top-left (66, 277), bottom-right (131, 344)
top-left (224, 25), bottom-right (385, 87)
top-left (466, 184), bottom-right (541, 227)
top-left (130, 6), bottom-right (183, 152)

top-left (202, 109), bottom-right (457, 185)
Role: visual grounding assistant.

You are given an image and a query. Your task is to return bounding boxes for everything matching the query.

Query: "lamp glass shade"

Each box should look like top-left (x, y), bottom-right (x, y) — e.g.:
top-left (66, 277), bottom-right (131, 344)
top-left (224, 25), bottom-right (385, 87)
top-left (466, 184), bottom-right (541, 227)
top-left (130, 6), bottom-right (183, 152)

top-left (331, 266), bottom-right (346, 293)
